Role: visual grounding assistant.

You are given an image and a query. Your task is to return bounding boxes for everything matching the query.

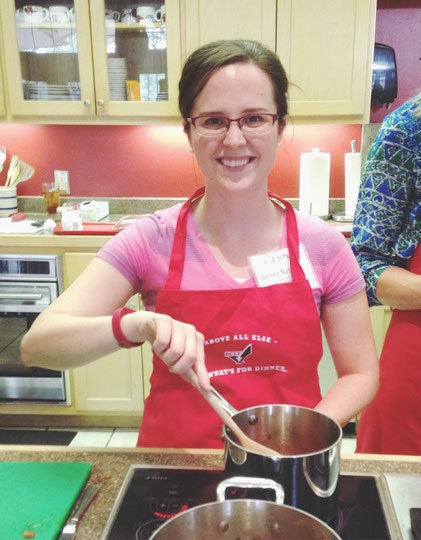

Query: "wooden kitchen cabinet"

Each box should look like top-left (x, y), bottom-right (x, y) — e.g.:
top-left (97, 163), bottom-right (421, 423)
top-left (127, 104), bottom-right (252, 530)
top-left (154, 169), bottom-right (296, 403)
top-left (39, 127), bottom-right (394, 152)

top-left (277, 0), bottom-right (376, 123)
top-left (63, 252), bottom-right (145, 414)
top-left (180, 0), bottom-right (277, 57)
top-left (0, 0), bottom-right (95, 119)
top-left (181, 0), bottom-right (376, 124)
top-left (0, 0), bottom-right (182, 122)
top-left (0, 0), bottom-right (376, 124)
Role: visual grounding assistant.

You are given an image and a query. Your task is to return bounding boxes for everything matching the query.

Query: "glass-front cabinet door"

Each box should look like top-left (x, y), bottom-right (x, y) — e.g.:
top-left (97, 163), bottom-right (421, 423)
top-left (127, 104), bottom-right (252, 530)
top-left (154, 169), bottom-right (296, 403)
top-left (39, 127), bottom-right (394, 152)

top-left (0, 0), bottom-right (181, 120)
top-left (89, 0), bottom-right (181, 118)
top-left (1, 0), bottom-right (96, 117)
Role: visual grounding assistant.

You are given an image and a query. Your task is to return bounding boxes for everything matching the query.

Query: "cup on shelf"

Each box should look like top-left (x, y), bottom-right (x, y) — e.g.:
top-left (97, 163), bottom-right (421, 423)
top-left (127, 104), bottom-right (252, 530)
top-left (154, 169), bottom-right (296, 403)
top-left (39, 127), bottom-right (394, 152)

top-left (154, 5), bottom-right (165, 22)
top-left (0, 186), bottom-right (18, 218)
top-left (105, 9), bottom-right (120, 22)
top-left (21, 5), bottom-right (49, 23)
top-left (42, 182), bottom-right (60, 215)
top-left (49, 5), bottom-right (70, 23)
top-left (136, 5), bottom-right (155, 22)
top-left (121, 8), bottom-right (136, 23)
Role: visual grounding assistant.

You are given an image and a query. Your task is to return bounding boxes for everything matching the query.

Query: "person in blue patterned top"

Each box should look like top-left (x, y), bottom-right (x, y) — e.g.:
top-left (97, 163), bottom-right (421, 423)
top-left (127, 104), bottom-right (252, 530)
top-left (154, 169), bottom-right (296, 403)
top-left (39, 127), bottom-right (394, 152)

top-left (351, 93), bottom-right (421, 455)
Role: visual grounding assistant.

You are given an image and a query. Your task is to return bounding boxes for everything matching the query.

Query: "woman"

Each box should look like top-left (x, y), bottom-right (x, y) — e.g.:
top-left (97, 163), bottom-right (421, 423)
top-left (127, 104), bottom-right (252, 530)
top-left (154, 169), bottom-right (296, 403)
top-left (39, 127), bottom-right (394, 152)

top-left (21, 40), bottom-right (378, 449)
top-left (352, 92), bottom-right (421, 455)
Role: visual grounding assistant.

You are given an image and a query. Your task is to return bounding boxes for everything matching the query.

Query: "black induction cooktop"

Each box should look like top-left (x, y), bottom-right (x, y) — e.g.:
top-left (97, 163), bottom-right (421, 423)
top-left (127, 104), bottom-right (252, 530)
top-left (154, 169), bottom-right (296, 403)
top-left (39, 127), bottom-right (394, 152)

top-left (101, 466), bottom-right (391, 540)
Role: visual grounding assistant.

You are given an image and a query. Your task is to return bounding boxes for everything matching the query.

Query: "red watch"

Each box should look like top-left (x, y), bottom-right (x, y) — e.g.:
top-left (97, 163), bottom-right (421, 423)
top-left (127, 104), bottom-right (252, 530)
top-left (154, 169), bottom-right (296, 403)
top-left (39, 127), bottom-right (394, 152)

top-left (112, 307), bottom-right (143, 348)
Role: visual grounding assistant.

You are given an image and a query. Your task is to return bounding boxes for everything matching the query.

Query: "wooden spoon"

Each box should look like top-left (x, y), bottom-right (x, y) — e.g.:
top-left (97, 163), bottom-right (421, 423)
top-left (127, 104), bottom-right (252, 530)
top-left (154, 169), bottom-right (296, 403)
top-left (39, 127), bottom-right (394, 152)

top-left (188, 371), bottom-right (281, 457)
top-left (8, 165), bottom-right (20, 188)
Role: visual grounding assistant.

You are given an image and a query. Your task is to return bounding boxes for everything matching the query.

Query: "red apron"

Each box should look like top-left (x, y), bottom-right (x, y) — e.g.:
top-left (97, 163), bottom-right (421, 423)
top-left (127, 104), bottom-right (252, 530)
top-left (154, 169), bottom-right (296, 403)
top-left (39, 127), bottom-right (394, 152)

top-left (137, 187), bottom-right (323, 448)
top-left (356, 242), bottom-right (421, 455)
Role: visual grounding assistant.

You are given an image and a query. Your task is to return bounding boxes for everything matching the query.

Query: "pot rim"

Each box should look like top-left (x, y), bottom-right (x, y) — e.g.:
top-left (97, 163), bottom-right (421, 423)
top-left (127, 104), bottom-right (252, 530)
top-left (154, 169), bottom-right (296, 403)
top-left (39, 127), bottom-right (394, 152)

top-left (150, 498), bottom-right (341, 539)
top-left (222, 403), bottom-right (343, 459)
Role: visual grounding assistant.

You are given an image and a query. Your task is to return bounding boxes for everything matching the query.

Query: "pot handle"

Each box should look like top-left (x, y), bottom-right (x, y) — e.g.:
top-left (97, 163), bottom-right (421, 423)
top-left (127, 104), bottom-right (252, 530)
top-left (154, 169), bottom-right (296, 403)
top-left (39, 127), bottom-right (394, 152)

top-left (209, 386), bottom-right (238, 417)
top-left (216, 476), bottom-right (285, 505)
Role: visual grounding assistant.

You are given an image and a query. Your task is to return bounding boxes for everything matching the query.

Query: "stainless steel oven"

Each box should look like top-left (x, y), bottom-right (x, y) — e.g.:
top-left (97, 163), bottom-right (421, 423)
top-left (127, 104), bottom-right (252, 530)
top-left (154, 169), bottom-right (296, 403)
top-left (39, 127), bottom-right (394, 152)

top-left (0, 254), bottom-right (70, 403)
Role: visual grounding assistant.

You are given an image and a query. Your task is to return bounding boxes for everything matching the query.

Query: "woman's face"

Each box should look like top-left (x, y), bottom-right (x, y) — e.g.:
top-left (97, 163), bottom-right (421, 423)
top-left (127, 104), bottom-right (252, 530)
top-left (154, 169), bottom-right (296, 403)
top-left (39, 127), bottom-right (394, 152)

top-left (187, 63), bottom-right (282, 194)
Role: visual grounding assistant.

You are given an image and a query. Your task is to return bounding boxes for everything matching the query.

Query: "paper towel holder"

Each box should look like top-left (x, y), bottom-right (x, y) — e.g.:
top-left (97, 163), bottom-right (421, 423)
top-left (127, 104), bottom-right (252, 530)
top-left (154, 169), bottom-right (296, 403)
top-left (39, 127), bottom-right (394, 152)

top-left (332, 139), bottom-right (361, 223)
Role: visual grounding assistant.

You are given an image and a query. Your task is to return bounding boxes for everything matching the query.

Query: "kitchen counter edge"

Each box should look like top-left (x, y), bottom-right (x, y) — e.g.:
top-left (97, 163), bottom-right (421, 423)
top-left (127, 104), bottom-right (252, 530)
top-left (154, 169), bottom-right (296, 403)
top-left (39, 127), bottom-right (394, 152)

top-left (0, 446), bottom-right (419, 540)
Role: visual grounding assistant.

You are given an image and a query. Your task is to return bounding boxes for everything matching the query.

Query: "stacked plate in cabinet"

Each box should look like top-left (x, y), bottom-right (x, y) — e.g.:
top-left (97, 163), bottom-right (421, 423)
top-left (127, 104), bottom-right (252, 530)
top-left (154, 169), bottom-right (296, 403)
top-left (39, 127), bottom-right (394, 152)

top-left (108, 57), bottom-right (128, 101)
top-left (23, 80), bottom-right (81, 100)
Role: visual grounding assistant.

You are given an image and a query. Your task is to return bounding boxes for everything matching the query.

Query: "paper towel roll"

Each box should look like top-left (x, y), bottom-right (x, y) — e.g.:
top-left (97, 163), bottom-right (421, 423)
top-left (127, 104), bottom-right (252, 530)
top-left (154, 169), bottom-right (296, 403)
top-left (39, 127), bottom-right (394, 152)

top-left (299, 148), bottom-right (330, 217)
top-left (344, 150), bottom-right (362, 217)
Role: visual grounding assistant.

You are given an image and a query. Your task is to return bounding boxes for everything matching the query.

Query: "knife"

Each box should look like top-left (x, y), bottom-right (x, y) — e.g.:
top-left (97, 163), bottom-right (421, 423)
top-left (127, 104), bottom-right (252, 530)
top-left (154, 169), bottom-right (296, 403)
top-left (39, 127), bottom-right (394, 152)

top-left (59, 485), bottom-right (99, 539)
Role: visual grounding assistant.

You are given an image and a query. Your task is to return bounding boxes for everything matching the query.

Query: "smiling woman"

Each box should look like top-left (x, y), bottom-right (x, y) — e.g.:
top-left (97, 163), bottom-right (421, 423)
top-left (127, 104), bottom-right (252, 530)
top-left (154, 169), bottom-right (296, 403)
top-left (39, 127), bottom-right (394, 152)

top-left (21, 40), bottom-right (379, 451)
top-left (183, 63), bottom-right (281, 197)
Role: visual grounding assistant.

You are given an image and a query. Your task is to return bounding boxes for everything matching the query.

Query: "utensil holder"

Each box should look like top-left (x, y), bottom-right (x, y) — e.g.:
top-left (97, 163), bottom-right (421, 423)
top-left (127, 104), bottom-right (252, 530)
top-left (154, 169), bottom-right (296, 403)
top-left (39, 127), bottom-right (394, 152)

top-left (0, 186), bottom-right (17, 217)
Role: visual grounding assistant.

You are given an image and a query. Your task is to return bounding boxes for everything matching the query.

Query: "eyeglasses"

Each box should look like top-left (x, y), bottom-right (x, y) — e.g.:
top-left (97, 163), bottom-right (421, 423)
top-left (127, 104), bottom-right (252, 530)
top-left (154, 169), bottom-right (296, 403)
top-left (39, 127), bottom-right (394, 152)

top-left (187, 113), bottom-right (279, 137)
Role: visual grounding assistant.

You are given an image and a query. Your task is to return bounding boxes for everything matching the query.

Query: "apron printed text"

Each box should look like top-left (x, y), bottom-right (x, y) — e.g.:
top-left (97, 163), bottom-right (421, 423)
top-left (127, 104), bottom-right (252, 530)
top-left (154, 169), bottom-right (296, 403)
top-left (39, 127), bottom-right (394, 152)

top-left (208, 364), bottom-right (288, 379)
top-left (204, 333), bottom-right (274, 345)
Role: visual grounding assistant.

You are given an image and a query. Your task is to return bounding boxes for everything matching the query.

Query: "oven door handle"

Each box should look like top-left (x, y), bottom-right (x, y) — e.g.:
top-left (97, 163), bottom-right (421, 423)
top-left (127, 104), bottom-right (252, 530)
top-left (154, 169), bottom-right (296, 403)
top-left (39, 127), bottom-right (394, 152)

top-left (0, 293), bottom-right (44, 300)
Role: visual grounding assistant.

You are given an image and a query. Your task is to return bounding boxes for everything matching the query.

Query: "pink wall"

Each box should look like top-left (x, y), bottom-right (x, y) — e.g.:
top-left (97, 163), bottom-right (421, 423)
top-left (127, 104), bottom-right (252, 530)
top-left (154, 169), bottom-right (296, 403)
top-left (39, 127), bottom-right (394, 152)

top-left (0, 122), bottom-right (361, 199)
top-left (370, 0), bottom-right (421, 122)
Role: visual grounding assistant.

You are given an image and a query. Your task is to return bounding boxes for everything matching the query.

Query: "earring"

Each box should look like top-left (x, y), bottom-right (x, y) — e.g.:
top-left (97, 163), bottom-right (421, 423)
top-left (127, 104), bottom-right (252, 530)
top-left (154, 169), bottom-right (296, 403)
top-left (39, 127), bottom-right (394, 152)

top-left (189, 147), bottom-right (193, 153)
top-left (277, 141), bottom-right (281, 147)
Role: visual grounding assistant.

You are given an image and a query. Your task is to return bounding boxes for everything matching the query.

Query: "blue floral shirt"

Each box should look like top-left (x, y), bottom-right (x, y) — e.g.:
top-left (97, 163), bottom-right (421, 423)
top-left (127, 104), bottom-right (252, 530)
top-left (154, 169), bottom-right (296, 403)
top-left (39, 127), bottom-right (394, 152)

top-left (351, 96), bottom-right (421, 306)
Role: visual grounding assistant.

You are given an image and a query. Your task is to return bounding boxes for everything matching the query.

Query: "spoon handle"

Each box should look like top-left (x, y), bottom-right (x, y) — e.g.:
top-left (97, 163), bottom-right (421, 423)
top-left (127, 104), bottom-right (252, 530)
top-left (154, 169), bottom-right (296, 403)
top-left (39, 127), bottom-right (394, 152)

top-left (188, 370), bottom-right (281, 457)
top-left (188, 370), bottom-right (238, 431)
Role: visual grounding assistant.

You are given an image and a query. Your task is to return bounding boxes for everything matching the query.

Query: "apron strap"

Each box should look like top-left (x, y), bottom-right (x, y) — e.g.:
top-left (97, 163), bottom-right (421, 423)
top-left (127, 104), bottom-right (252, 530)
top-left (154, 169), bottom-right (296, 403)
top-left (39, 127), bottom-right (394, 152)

top-left (268, 191), bottom-right (304, 282)
top-left (165, 187), bottom-right (205, 289)
top-left (165, 187), bottom-right (305, 290)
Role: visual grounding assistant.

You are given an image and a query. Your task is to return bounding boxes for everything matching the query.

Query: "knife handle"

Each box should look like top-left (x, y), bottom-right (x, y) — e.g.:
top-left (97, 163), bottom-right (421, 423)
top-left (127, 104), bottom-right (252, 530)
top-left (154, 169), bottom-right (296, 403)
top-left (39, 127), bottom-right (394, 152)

top-left (69, 485), bottom-right (99, 525)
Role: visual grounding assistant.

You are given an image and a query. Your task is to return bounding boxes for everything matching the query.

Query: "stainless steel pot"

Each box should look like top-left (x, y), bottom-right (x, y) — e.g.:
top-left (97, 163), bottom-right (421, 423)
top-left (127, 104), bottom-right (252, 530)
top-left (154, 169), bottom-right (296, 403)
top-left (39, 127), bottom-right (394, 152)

top-left (211, 391), bottom-right (342, 524)
top-left (150, 476), bottom-right (340, 539)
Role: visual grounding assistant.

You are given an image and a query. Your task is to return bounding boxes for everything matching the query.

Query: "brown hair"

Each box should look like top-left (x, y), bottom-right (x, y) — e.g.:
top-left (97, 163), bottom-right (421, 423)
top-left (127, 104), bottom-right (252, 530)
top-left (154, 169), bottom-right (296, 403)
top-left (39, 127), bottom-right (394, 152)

top-left (179, 40), bottom-right (289, 132)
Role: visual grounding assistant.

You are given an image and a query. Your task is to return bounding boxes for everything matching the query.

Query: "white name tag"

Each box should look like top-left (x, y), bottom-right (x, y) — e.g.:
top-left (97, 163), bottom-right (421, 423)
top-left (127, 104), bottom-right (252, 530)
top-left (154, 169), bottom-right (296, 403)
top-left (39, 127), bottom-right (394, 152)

top-left (249, 244), bottom-right (319, 289)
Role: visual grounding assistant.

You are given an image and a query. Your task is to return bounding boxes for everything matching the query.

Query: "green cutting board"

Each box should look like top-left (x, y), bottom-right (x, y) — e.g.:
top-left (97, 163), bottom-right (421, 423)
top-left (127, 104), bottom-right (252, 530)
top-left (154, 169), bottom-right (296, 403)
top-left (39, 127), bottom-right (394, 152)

top-left (0, 462), bottom-right (91, 540)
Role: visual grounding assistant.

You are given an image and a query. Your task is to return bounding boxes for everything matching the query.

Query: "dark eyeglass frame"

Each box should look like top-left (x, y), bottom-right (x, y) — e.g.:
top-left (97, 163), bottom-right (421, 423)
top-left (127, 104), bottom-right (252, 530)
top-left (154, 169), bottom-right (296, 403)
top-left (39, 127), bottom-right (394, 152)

top-left (187, 113), bottom-right (279, 134)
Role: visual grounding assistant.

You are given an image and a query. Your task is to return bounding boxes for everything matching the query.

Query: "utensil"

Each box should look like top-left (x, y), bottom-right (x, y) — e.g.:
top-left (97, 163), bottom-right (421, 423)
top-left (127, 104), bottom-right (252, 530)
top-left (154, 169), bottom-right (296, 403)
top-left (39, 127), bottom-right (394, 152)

top-left (8, 165), bottom-right (20, 188)
top-left (59, 485), bottom-right (99, 539)
top-left (0, 146), bottom-right (6, 173)
top-left (9, 158), bottom-right (34, 186)
top-left (5, 155), bottom-right (18, 187)
top-left (188, 370), bottom-right (281, 457)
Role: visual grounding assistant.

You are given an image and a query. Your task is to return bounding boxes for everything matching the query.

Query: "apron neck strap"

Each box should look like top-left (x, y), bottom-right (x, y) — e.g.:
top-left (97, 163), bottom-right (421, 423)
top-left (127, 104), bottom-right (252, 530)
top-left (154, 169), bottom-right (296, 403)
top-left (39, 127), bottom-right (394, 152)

top-left (165, 187), bottom-right (304, 290)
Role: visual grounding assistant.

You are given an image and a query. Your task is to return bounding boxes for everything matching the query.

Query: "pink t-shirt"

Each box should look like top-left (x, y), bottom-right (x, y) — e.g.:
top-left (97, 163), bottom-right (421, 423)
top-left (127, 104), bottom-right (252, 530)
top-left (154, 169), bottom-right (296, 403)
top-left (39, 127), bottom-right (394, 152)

top-left (97, 203), bottom-right (364, 315)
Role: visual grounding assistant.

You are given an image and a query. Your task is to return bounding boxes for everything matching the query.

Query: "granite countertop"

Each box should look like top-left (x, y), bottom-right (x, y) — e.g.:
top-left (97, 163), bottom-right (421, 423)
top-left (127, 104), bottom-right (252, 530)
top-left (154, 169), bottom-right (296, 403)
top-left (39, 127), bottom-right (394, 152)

top-left (3, 206), bottom-right (353, 239)
top-left (1, 446), bottom-right (420, 540)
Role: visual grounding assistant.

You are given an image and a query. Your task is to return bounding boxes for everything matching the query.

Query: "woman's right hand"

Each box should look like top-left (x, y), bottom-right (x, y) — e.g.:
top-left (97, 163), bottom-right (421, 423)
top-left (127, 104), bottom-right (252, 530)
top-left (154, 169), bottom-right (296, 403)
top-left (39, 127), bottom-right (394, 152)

top-left (122, 311), bottom-right (210, 392)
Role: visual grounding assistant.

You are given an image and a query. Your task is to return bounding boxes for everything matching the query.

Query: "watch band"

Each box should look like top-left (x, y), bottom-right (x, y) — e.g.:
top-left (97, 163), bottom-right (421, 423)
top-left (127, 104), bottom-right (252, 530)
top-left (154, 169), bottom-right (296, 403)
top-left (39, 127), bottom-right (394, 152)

top-left (112, 307), bottom-right (143, 348)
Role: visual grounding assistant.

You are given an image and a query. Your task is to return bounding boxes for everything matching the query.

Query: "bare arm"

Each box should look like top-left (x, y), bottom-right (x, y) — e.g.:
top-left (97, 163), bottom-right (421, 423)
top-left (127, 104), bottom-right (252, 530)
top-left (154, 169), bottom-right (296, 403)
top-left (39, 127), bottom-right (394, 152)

top-left (376, 266), bottom-right (421, 310)
top-left (317, 289), bottom-right (379, 427)
top-left (20, 258), bottom-right (210, 390)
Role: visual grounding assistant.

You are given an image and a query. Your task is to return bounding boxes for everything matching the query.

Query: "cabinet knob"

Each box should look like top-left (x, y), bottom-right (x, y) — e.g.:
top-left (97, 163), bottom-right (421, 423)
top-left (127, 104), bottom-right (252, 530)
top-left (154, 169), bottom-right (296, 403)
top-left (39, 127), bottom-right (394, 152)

top-left (84, 100), bottom-right (91, 107)
top-left (97, 100), bottom-right (105, 107)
